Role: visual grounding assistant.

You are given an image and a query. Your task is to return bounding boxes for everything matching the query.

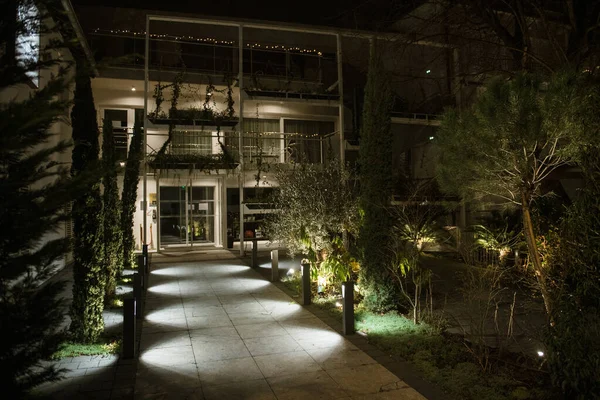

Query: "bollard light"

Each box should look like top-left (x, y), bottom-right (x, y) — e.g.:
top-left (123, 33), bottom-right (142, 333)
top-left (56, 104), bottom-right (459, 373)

top-left (342, 281), bottom-right (355, 335)
top-left (271, 249), bottom-right (279, 282)
top-left (301, 262), bottom-right (311, 305)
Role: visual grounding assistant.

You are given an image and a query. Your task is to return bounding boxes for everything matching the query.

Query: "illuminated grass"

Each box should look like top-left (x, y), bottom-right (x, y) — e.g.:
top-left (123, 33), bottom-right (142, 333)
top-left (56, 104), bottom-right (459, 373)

top-left (52, 338), bottom-right (121, 359)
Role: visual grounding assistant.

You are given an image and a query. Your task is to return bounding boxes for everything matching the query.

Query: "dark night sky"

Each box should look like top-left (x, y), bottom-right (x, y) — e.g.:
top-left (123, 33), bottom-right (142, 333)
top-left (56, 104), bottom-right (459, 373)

top-left (70, 0), bottom-right (418, 30)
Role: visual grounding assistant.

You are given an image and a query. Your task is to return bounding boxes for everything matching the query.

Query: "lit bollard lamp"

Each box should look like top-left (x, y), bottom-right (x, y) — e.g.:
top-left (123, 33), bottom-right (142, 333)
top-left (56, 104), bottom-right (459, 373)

top-left (271, 249), bottom-right (279, 282)
top-left (301, 262), bottom-right (311, 305)
top-left (133, 273), bottom-right (142, 319)
top-left (251, 238), bottom-right (258, 268)
top-left (142, 244), bottom-right (149, 275)
top-left (122, 298), bottom-right (136, 359)
top-left (342, 281), bottom-right (355, 335)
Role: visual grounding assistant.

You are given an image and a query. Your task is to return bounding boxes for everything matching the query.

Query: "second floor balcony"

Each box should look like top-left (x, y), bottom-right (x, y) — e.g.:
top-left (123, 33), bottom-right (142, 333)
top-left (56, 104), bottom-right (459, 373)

top-left (147, 129), bottom-right (337, 172)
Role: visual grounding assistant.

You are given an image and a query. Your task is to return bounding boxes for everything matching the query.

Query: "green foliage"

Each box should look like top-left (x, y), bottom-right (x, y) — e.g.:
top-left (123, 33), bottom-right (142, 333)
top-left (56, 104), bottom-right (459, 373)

top-left (0, 0), bottom-right (87, 393)
top-left (102, 118), bottom-right (123, 301)
top-left (358, 44), bottom-right (397, 311)
top-left (436, 73), bottom-right (578, 205)
top-left (436, 72), bottom-right (587, 318)
top-left (69, 60), bottom-right (105, 344)
top-left (265, 159), bottom-right (358, 267)
top-left (355, 311), bottom-right (554, 400)
top-left (121, 122), bottom-right (143, 269)
top-left (52, 338), bottom-right (120, 359)
top-left (544, 149), bottom-right (600, 398)
top-left (318, 237), bottom-right (358, 285)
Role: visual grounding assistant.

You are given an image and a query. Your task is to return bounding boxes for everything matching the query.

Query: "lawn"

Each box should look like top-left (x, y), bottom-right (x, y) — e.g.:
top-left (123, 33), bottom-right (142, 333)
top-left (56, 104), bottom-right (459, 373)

top-left (281, 273), bottom-right (556, 400)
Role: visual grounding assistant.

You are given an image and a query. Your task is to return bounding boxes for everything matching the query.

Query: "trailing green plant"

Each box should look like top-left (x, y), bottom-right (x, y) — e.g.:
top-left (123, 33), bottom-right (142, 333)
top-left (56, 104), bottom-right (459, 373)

top-left (69, 57), bottom-right (105, 344)
top-left (358, 42), bottom-right (397, 312)
top-left (101, 118), bottom-right (123, 302)
top-left (121, 122), bottom-right (143, 269)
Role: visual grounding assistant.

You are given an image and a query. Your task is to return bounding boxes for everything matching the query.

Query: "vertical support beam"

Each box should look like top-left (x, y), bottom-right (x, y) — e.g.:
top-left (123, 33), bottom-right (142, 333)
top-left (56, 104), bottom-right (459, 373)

top-left (271, 249), bottom-right (279, 282)
top-left (238, 24), bottom-right (245, 256)
top-left (301, 262), bottom-right (311, 305)
top-left (185, 184), bottom-right (189, 245)
top-left (122, 298), bottom-right (136, 359)
top-left (336, 34), bottom-right (345, 166)
top-left (221, 177), bottom-right (227, 248)
top-left (143, 16), bottom-right (150, 251)
top-left (342, 281), bottom-right (355, 335)
top-left (156, 173), bottom-right (161, 251)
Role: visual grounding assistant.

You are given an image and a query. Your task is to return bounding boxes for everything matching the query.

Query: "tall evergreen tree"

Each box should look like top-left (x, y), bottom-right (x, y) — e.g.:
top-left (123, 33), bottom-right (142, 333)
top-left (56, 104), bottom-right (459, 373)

top-left (0, 0), bottom-right (86, 393)
top-left (102, 118), bottom-right (122, 301)
top-left (69, 58), bottom-right (105, 343)
top-left (358, 42), bottom-right (398, 312)
top-left (121, 122), bottom-right (143, 269)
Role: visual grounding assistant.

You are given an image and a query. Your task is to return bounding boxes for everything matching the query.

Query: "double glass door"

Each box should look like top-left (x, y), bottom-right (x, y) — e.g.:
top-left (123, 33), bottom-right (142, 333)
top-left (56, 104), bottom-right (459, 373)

top-left (159, 186), bottom-right (215, 246)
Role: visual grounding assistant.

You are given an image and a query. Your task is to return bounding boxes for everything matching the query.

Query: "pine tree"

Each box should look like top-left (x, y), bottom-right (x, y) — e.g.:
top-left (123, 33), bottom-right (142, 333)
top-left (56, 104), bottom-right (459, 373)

top-left (0, 0), bottom-right (85, 393)
top-left (358, 42), bottom-right (398, 312)
top-left (121, 122), bottom-right (143, 270)
top-left (69, 58), bottom-right (105, 343)
top-left (102, 118), bottom-right (122, 301)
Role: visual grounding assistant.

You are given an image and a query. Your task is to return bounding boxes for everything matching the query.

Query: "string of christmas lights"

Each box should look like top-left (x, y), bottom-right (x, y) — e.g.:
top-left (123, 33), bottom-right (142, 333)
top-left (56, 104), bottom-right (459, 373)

top-left (172, 130), bottom-right (328, 138)
top-left (92, 28), bottom-right (324, 56)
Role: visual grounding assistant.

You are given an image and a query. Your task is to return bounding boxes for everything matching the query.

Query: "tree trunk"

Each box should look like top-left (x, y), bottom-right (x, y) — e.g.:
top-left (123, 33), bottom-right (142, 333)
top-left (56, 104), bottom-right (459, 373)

top-left (521, 192), bottom-right (553, 320)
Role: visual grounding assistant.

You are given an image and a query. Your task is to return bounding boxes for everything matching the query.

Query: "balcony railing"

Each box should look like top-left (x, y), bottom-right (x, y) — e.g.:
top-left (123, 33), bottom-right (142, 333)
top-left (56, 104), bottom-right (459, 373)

top-left (147, 130), bottom-right (337, 170)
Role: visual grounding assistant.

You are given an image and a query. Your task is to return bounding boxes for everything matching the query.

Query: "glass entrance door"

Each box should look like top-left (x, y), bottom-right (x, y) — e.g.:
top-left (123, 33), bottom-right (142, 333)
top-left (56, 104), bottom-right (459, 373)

top-left (159, 185), bottom-right (215, 247)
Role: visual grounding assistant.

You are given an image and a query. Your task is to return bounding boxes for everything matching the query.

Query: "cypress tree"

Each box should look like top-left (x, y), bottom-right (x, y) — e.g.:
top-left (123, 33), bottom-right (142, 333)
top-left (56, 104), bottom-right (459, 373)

top-left (0, 0), bottom-right (87, 392)
top-left (358, 42), bottom-right (398, 312)
top-left (121, 122), bottom-right (143, 269)
top-left (102, 118), bottom-right (122, 301)
top-left (69, 58), bottom-right (105, 343)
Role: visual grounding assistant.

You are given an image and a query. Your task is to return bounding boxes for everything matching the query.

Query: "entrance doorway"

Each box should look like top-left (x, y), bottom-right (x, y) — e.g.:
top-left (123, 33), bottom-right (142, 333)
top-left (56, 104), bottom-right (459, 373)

top-left (159, 186), bottom-right (215, 247)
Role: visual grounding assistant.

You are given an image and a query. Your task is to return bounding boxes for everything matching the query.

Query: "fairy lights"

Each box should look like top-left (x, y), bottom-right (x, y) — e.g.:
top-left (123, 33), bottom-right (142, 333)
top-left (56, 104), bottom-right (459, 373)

top-left (92, 28), bottom-right (324, 56)
top-left (171, 129), bottom-right (326, 138)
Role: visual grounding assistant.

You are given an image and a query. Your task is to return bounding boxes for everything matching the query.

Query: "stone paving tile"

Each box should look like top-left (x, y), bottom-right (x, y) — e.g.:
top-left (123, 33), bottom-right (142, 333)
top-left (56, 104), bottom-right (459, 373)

top-left (189, 325), bottom-right (240, 341)
top-left (235, 321), bottom-right (288, 339)
top-left (191, 337), bottom-right (251, 362)
top-left (202, 378), bottom-right (276, 400)
top-left (326, 364), bottom-right (406, 397)
top-left (140, 346), bottom-right (196, 366)
top-left (307, 347), bottom-right (378, 371)
top-left (243, 334), bottom-right (303, 356)
top-left (196, 356), bottom-right (264, 386)
top-left (267, 370), bottom-right (350, 400)
top-left (227, 310), bottom-right (276, 325)
top-left (254, 350), bottom-right (322, 378)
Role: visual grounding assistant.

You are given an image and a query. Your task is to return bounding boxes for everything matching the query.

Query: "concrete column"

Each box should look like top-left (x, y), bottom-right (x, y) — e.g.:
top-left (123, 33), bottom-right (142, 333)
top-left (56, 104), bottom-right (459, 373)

top-left (271, 249), bottom-right (279, 282)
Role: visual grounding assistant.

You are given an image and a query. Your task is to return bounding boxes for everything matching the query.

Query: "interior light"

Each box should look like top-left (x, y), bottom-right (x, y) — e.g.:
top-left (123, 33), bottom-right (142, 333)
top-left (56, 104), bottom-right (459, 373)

top-left (131, 86), bottom-right (136, 91)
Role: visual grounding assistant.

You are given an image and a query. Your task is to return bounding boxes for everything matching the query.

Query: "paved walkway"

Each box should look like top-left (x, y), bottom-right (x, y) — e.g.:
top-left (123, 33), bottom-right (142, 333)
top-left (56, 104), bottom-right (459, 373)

top-left (136, 256), bottom-right (427, 399)
top-left (34, 251), bottom-right (430, 399)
